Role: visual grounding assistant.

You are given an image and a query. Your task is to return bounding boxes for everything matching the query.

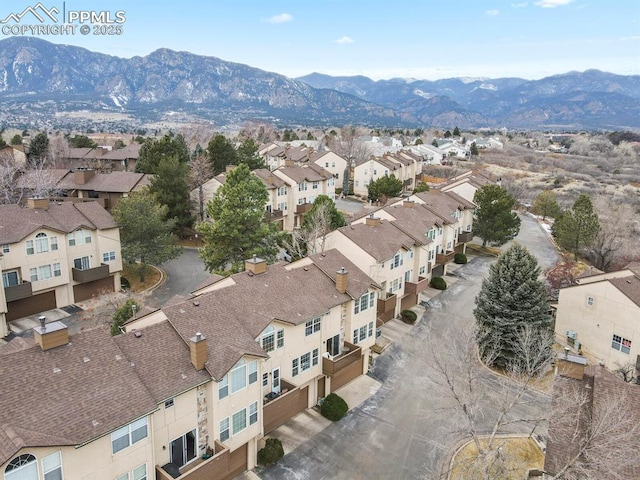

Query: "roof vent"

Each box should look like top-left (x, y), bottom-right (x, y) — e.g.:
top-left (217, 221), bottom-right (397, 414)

top-left (193, 301), bottom-right (200, 307)
top-left (134, 331), bottom-right (142, 338)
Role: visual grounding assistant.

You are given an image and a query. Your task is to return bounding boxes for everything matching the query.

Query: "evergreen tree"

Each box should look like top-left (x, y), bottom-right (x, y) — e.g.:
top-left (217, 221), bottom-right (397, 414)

top-left (532, 190), bottom-right (561, 220)
top-left (10, 134), bottom-right (22, 145)
top-left (302, 195), bottom-right (346, 232)
top-left (28, 132), bottom-right (49, 166)
top-left (68, 134), bottom-right (97, 148)
top-left (470, 142), bottom-right (480, 156)
top-left (444, 130), bottom-right (452, 138)
top-left (431, 139), bottom-right (439, 148)
top-left (453, 126), bottom-right (461, 137)
top-left (148, 156), bottom-right (194, 234)
top-left (474, 244), bottom-right (552, 370)
top-left (136, 134), bottom-right (190, 173)
top-left (473, 185), bottom-right (521, 246)
top-left (0, 136), bottom-right (6, 149)
top-left (367, 174), bottom-right (403, 202)
top-left (207, 134), bottom-right (238, 175)
top-left (237, 138), bottom-right (266, 170)
top-left (552, 194), bottom-right (600, 259)
top-left (110, 299), bottom-right (141, 336)
top-left (112, 190), bottom-right (183, 281)
top-left (197, 164), bottom-right (280, 274)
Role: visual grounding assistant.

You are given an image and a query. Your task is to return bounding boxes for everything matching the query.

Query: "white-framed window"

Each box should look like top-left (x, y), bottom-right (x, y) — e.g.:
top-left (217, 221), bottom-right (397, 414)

top-left (277, 186), bottom-right (287, 196)
top-left (1, 244), bottom-right (9, 253)
top-left (164, 398), bottom-right (174, 408)
top-left (2, 271), bottom-right (19, 288)
top-left (262, 373), bottom-right (269, 387)
top-left (262, 326), bottom-right (284, 352)
top-left (276, 329), bottom-right (284, 348)
top-left (230, 359), bottom-right (247, 393)
top-left (232, 409), bottom-right (247, 435)
top-left (278, 202), bottom-right (287, 211)
top-left (38, 265), bottom-right (52, 280)
top-left (359, 325), bottom-right (367, 342)
top-left (297, 197), bottom-right (305, 205)
top-left (53, 262), bottom-right (61, 277)
top-left (300, 352), bottom-right (311, 372)
top-left (220, 418), bottom-right (230, 442)
top-left (612, 335), bottom-right (631, 354)
top-left (50, 236), bottom-right (58, 251)
top-left (388, 278), bottom-right (401, 294)
top-left (390, 253), bottom-right (403, 270)
top-left (42, 451), bottom-right (62, 480)
top-left (368, 321), bottom-right (374, 337)
top-left (353, 328), bottom-right (359, 345)
top-left (312, 348), bottom-right (319, 366)
top-left (408, 250), bottom-right (414, 259)
top-left (116, 474), bottom-right (128, 480)
top-left (35, 233), bottom-right (49, 253)
top-left (5, 454), bottom-right (37, 480)
top-left (29, 267), bottom-right (37, 282)
top-left (298, 182), bottom-right (307, 192)
top-left (73, 256), bottom-right (90, 270)
top-left (312, 181), bottom-right (319, 189)
top-left (248, 360), bottom-right (258, 385)
top-left (67, 229), bottom-right (92, 246)
top-left (103, 251), bottom-right (116, 262)
top-left (249, 402), bottom-right (258, 425)
top-left (354, 291), bottom-right (375, 314)
top-left (26, 240), bottom-right (34, 255)
top-left (428, 250), bottom-right (435, 262)
top-left (305, 316), bottom-right (321, 336)
top-left (586, 296), bottom-right (594, 307)
top-left (111, 417), bottom-right (148, 454)
top-left (419, 265), bottom-right (426, 275)
top-left (405, 270), bottom-right (412, 283)
top-left (170, 430), bottom-right (196, 468)
top-left (133, 464), bottom-right (147, 480)
top-left (292, 358), bottom-right (299, 377)
top-left (218, 376), bottom-right (228, 399)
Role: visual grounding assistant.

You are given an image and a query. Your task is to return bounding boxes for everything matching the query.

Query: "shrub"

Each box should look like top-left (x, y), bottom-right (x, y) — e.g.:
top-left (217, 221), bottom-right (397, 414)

top-left (454, 253), bottom-right (468, 264)
top-left (110, 299), bottom-right (140, 336)
top-left (430, 276), bottom-right (447, 290)
top-left (320, 393), bottom-right (349, 421)
top-left (257, 438), bottom-right (284, 466)
top-left (120, 277), bottom-right (131, 290)
top-left (400, 309), bottom-right (417, 324)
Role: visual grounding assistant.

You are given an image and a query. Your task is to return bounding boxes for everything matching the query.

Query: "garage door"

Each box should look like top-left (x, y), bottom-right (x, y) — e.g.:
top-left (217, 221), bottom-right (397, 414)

top-left (222, 442), bottom-right (248, 480)
top-left (6, 291), bottom-right (56, 321)
top-left (73, 276), bottom-right (115, 302)
top-left (331, 355), bottom-right (364, 392)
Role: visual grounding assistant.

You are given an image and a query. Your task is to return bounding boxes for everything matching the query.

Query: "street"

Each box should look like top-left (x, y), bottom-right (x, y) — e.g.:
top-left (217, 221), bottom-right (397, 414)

top-left (259, 214), bottom-right (557, 480)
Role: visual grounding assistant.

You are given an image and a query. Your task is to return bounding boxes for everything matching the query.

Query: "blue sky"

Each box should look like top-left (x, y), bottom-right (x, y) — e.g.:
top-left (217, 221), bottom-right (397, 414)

top-left (1, 0), bottom-right (638, 80)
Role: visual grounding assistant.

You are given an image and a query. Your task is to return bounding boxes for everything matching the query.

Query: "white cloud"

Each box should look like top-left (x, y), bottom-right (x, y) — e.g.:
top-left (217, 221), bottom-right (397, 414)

top-left (264, 13), bottom-right (293, 24)
top-left (486, 9), bottom-right (500, 16)
top-left (534, 0), bottom-right (573, 8)
top-left (334, 36), bottom-right (354, 44)
top-left (511, 2), bottom-right (528, 7)
top-left (620, 35), bottom-right (640, 41)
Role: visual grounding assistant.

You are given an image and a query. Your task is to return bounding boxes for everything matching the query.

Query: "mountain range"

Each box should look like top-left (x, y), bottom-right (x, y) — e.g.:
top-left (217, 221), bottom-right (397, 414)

top-left (0, 37), bottom-right (638, 130)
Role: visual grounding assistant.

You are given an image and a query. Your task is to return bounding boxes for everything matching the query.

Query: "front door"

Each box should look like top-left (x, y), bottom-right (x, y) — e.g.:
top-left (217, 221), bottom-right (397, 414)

top-left (272, 367), bottom-right (280, 394)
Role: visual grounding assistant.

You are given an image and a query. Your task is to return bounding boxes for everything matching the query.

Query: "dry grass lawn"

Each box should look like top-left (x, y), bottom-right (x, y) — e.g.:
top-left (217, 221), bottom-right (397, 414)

top-left (122, 264), bottom-right (162, 293)
top-left (449, 437), bottom-right (544, 480)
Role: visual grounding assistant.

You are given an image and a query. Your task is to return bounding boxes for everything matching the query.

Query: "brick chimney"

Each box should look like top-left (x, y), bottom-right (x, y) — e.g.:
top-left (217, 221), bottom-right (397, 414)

top-left (365, 214), bottom-right (382, 227)
top-left (335, 267), bottom-right (348, 294)
top-left (189, 332), bottom-right (207, 370)
top-left (33, 317), bottom-right (69, 351)
top-left (245, 255), bottom-right (267, 275)
top-left (27, 197), bottom-right (50, 210)
top-left (73, 168), bottom-right (96, 185)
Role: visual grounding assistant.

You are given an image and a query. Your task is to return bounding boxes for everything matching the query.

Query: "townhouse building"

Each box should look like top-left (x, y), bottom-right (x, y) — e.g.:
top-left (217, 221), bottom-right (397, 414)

top-left (0, 199), bottom-right (122, 336)
top-left (309, 151), bottom-right (349, 192)
top-left (554, 264), bottom-right (640, 377)
top-left (0, 249), bottom-right (378, 479)
top-left (352, 150), bottom-right (423, 198)
top-left (433, 169), bottom-right (495, 203)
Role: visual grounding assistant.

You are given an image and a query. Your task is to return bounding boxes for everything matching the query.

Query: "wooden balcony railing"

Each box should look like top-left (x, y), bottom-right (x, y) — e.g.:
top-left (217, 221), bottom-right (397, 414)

top-left (72, 264), bottom-right (109, 283)
top-left (457, 231), bottom-right (473, 243)
top-left (404, 276), bottom-right (429, 295)
top-left (322, 342), bottom-right (362, 375)
top-left (435, 251), bottom-right (455, 265)
top-left (4, 281), bottom-right (33, 302)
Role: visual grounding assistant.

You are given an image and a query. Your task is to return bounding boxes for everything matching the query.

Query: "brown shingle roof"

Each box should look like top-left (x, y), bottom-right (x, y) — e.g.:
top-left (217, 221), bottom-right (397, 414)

top-left (337, 220), bottom-right (416, 263)
top-left (0, 201), bottom-right (116, 244)
top-left (382, 203), bottom-right (442, 246)
top-left (309, 249), bottom-right (380, 299)
top-left (57, 171), bottom-right (151, 193)
top-left (252, 168), bottom-right (286, 189)
top-left (609, 275), bottom-right (640, 308)
top-left (275, 165), bottom-right (331, 183)
top-left (0, 327), bottom-right (157, 465)
top-left (415, 190), bottom-right (473, 218)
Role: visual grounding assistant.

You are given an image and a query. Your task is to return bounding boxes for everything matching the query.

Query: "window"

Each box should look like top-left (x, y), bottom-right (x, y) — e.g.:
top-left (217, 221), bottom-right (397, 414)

top-left (390, 253), bottom-right (403, 270)
top-left (42, 451), bottom-right (62, 480)
top-left (248, 360), bottom-right (258, 384)
top-left (170, 430), bottom-right (196, 468)
top-left (218, 376), bottom-right (228, 399)
top-left (111, 417), bottom-right (148, 454)
top-left (133, 464), bottom-right (147, 480)
top-left (292, 358), bottom-right (299, 377)
top-left (587, 296), bottom-right (594, 307)
top-left (67, 229), bottom-right (92, 246)
top-left (277, 186), bottom-right (287, 196)
top-left (353, 328), bottom-right (359, 345)
top-left (300, 352), bottom-right (311, 372)
top-left (404, 270), bottom-right (412, 283)
top-left (53, 263), bottom-right (61, 277)
top-left (38, 265), bottom-right (52, 280)
top-left (355, 291), bottom-right (375, 314)
top-left (103, 251), bottom-right (116, 262)
top-left (326, 334), bottom-right (340, 356)
top-left (612, 335), bottom-right (632, 354)
top-left (428, 249), bottom-right (435, 262)
top-left (368, 321), bottom-right (374, 337)
top-left (50, 236), bottom-right (58, 251)
top-left (278, 202), bottom-right (287, 211)
top-left (29, 268), bottom-right (38, 282)
top-left (73, 256), bottom-right (90, 270)
top-left (312, 181), bottom-right (319, 189)
top-left (232, 409), bottom-right (247, 435)
top-left (220, 418), bottom-right (230, 442)
top-left (2, 271), bottom-right (19, 288)
top-left (230, 359), bottom-right (247, 393)
top-left (35, 233), bottom-right (49, 253)
top-left (312, 348), bottom-right (319, 366)
top-left (276, 329), bottom-right (284, 348)
top-left (164, 398), bottom-right (174, 408)
top-left (5, 454), bottom-right (37, 480)
top-left (26, 240), bottom-right (34, 255)
top-left (419, 265), bottom-right (426, 276)
top-left (359, 325), bottom-right (367, 342)
top-left (305, 316), bottom-right (321, 336)
top-left (298, 182), bottom-right (307, 191)
top-left (408, 250), bottom-right (414, 259)
top-left (262, 327), bottom-right (275, 352)
top-left (262, 373), bottom-right (269, 387)
top-left (1, 244), bottom-right (9, 253)
top-left (388, 278), bottom-right (401, 294)
top-left (116, 474), bottom-right (128, 480)
top-left (249, 402), bottom-right (258, 425)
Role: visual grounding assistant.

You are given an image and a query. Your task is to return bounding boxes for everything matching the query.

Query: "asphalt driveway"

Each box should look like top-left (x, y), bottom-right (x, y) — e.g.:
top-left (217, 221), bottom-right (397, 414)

top-left (259, 214), bottom-right (557, 480)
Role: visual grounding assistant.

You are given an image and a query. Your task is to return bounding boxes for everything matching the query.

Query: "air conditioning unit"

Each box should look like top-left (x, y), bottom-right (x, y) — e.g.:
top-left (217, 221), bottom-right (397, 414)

top-left (566, 330), bottom-right (577, 340)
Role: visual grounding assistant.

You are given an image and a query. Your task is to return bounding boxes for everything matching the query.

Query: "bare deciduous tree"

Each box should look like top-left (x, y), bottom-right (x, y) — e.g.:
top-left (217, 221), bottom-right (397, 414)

top-left (0, 154), bottom-right (63, 205)
top-left (326, 125), bottom-right (371, 165)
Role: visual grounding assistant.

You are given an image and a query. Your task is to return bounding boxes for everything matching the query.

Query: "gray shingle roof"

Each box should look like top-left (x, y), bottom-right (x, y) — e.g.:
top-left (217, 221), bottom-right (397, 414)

top-left (337, 220), bottom-right (416, 263)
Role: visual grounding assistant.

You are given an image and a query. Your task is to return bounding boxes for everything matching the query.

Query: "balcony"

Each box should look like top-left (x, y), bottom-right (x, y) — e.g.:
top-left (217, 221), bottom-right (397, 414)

top-left (404, 276), bottom-right (429, 295)
top-left (263, 379), bottom-right (308, 434)
top-left (457, 231), bottom-right (474, 243)
top-left (72, 263), bottom-right (110, 283)
top-left (266, 209), bottom-right (284, 221)
top-left (156, 441), bottom-right (229, 480)
top-left (322, 342), bottom-right (362, 376)
top-left (435, 250), bottom-right (455, 265)
top-left (4, 281), bottom-right (33, 302)
top-left (295, 202), bottom-right (313, 214)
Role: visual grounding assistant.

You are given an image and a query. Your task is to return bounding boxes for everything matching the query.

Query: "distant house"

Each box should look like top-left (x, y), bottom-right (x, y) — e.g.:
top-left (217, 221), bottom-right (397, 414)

top-left (310, 151), bottom-right (348, 191)
top-left (406, 144), bottom-right (444, 165)
top-left (0, 144), bottom-right (27, 167)
top-left (63, 144), bottom-right (141, 172)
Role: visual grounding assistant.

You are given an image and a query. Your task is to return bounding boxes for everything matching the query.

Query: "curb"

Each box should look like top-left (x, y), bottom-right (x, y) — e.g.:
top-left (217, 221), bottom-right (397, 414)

top-left (141, 265), bottom-right (166, 294)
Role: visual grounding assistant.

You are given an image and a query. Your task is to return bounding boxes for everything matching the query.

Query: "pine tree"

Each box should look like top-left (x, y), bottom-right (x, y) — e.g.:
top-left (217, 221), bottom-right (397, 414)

top-left (532, 190), bottom-right (561, 220)
top-left (136, 134), bottom-right (190, 173)
top-left (473, 185), bottom-right (521, 246)
top-left (474, 243), bottom-right (552, 370)
top-left (148, 156), bottom-right (194, 234)
top-left (207, 134), bottom-right (239, 175)
top-left (453, 126), bottom-right (460, 137)
top-left (552, 194), bottom-right (600, 259)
